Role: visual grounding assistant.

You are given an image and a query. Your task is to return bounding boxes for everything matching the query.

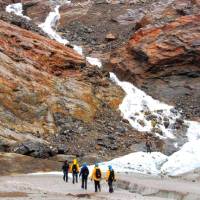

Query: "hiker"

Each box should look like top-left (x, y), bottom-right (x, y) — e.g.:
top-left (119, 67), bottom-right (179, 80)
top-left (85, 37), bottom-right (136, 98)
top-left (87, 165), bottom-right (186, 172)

top-left (62, 160), bottom-right (69, 182)
top-left (79, 163), bottom-right (89, 190)
top-left (90, 163), bottom-right (102, 192)
top-left (71, 159), bottom-right (79, 184)
top-left (151, 119), bottom-right (157, 128)
top-left (105, 165), bottom-right (116, 193)
top-left (146, 138), bottom-right (152, 153)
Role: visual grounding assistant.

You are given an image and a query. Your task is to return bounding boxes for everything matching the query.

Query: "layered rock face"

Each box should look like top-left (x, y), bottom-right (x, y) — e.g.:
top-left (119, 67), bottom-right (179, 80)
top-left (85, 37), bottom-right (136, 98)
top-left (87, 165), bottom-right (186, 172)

top-left (107, 0), bottom-right (200, 120)
top-left (0, 19), bottom-right (163, 162)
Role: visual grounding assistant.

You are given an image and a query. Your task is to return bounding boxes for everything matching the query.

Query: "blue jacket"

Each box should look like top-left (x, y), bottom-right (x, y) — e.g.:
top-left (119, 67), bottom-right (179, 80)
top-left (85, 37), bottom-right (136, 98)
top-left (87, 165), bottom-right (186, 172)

top-left (79, 166), bottom-right (89, 178)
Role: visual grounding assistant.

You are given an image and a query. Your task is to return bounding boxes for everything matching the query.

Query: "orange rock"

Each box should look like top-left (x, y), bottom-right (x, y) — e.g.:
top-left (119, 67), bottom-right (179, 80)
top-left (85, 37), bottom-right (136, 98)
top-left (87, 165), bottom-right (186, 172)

top-left (0, 20), bottom-right (125, 152)
top-left (106, 15), bottom-right (200, 120)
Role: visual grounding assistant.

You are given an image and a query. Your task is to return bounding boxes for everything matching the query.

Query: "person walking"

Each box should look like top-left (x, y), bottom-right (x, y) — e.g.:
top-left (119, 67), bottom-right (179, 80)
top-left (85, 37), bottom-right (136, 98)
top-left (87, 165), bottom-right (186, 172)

top-left (105, 165), bottom-right (116, 193)
top-left (146, 138), bottom-right (152, 153)
top-left (90, 163), bottom-right (102, 192)
top-left (62, 160), bottom-right (69, 182)
top-left (79, 163), bottom-right (89, 190)
top-left (71, 159), bottom-right (79, 184)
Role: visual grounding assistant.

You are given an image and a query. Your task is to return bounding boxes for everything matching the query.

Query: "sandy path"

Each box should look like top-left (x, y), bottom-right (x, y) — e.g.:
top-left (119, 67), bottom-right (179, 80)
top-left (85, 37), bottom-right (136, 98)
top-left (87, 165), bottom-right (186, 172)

top-left (0, 174), bottom-right (174, 200)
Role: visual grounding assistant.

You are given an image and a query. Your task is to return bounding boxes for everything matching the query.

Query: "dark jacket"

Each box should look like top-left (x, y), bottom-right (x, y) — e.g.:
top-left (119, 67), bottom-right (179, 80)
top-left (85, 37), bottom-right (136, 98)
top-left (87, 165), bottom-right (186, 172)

top-left (62, 162), bottom-right (69, 172)
top-left (79, 166), bottom-right (89, 178)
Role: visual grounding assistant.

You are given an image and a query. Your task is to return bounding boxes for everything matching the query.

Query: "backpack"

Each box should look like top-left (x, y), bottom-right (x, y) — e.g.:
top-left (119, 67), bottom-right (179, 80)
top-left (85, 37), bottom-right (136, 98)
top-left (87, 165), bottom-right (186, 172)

top-left (72, 164), bottom-right (77, 173)
top-left (95, 168), bottom-right (101, 179)
top-left (109, 170), bottom-right (115, 181)
top-left (62, 163), bottom-right (69, 171)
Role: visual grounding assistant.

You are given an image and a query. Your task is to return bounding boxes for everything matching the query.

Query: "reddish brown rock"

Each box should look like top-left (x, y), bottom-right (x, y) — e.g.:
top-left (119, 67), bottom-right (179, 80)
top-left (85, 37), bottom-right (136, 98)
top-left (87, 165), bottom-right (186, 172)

top-left (0, 19), bottom-right (160, 161)
top-left (107, 15), bottom-right (200, 120)
top-left (23, 0), bottom-right (52, 23)
top-left (0, 20), bottom-right (85, 75)
top-left (129, 15), bottom-right (200, 66)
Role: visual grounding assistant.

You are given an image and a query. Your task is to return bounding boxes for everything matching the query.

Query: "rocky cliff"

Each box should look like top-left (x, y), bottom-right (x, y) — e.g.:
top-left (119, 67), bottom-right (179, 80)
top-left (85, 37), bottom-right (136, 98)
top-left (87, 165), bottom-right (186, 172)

top-left (1, 0), bottom-right (199, 174)
top-left (106, 0), bottom-right (200, 121)
top-left (0, 18), bottom-right (163, 166)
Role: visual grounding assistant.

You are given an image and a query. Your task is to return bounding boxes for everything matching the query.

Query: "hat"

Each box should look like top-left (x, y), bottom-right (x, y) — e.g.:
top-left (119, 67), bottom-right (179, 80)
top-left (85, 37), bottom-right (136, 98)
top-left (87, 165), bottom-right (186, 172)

top-left (108, 165), bottom-right (112, 170)
top-left (83, 163), bottom-right (87, 167)
top-left (95, 163), bottom-right (99, 167)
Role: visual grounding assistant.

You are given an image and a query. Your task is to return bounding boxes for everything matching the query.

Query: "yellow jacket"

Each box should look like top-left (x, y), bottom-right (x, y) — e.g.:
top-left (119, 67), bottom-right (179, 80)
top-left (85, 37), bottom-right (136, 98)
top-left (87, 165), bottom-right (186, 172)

top-left (69, 159), bottom-right (80, 173)
top-left (90, 167), bottom-right (102, 181)
top-left (105, 170), bottom-right (116, 181)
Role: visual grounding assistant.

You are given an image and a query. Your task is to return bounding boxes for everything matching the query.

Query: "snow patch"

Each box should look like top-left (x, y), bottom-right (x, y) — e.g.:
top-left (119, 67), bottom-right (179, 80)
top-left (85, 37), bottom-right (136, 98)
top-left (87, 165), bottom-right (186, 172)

top-left (6, 3), bottom-right (30, 20)
top-left (110, 73), bottom-right (180, 138)
top-left (186, 121), bottom-right (200, 142)
top-left (98, 152), bottom-right (168, 175)
top-left (73, 45), bottom-right (83, 55)
top-left (86, 57), bottom-right (102, 68)
top-left (29, 171), bottom-right (63, 176)
top-left (161, 139), bottom-right (200, 176)
top-left (39, 6), bottom-right (69, 45)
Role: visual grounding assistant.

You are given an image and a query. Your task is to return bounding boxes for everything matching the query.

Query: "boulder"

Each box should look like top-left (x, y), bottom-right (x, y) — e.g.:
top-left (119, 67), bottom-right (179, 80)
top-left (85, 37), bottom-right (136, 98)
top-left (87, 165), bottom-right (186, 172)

top-left (12, 140), bottom-right (57, 158)
top-left (0, 152), bottom-right (61, 175)
top-left (105, 32), bottom-right (117, 41)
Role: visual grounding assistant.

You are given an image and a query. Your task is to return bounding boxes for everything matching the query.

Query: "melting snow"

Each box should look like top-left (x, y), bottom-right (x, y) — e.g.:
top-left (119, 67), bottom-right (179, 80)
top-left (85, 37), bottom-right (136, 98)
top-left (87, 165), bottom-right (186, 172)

top-left (38, 4), bottom-right (102, 66)
top-left (161, 139), bottom-right (200, 176)
top-left (6, 3), bottom-right (30, 20)
top-left (110, 73), bottom-right (180, 138)
top-left (185, 121), bottom-right (200, 142)
top-left (86, 57), bottom-right (102, 68)
top-left (38, 4), bottom-right (84, 56)
top-left (73, 45), bottom-right (83, 55)
top-left (98, 152), bottom-right (168, 175)
top-left (39, 5), bottom-right (69, 45)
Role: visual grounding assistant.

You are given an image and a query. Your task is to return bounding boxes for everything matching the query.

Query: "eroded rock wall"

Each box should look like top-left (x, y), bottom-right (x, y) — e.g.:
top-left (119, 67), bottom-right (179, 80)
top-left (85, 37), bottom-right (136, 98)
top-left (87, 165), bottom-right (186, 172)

top-left (0, 19), bottom-right (163, 161)
top-left (106, 0), bottom-right (200, 120)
